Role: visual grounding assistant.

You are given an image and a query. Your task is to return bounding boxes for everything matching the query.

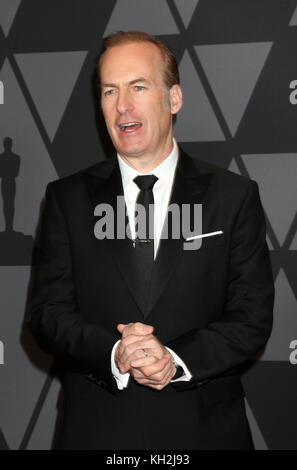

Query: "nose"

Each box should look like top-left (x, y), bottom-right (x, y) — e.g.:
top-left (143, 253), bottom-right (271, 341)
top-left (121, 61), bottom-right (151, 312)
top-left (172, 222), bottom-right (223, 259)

top-left (116, 89), bottom-right (134, 114)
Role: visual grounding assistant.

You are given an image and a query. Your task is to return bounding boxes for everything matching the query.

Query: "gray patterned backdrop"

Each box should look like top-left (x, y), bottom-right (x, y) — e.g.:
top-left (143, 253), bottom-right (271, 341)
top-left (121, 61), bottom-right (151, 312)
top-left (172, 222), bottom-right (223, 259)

top-left (0, 0), bottom-right (297, 450)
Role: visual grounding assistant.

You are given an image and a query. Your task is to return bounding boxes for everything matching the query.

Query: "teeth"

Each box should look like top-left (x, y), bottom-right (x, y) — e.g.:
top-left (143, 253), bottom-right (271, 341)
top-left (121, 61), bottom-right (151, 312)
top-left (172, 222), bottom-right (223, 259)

top-left (120, 122), bottom-right (140, 130)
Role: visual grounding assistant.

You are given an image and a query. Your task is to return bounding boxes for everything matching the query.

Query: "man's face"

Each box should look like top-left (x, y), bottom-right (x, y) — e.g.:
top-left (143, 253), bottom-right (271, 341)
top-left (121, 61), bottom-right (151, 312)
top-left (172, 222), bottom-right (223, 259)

top-left (100, 41), bottom-right (182, 163)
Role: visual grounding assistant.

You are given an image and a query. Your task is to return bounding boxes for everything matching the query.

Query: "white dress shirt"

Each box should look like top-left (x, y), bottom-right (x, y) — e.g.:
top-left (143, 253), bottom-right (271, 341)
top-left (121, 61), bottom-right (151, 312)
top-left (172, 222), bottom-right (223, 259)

top-left (111, 139), bottom-right (192, 389)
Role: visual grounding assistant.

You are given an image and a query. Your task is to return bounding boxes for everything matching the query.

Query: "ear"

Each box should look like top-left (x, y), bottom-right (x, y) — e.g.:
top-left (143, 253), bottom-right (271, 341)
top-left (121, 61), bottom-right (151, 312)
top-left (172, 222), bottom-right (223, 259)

top-left (169, 84), bottom-right (183, 115)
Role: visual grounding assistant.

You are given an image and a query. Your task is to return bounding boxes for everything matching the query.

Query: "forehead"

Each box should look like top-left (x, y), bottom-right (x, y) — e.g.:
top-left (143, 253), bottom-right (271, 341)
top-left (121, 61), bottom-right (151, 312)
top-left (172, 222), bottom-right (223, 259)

top-left (100, 41), bottom-right (164, 83)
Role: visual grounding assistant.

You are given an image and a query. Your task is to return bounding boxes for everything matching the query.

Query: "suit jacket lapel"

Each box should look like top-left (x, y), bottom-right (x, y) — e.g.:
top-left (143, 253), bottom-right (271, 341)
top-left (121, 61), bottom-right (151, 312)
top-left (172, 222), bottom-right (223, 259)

top-left (84, 155), bottom-right (152, 318)
top-left (144, 149), bottom-right (213, 320)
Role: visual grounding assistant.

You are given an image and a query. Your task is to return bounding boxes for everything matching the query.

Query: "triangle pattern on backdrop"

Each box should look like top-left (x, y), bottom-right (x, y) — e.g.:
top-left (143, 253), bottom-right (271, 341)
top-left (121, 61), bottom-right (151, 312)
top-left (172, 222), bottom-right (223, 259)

top-left (242, 153), bottom-right (297, 247)
top-left (260, 269), bottom-right (297, 362)
top-left (289, 6), bottom-right (297, 25)
top-left (14, 51), bottom-right (88, 142)
top-left (0, 427), bottom-right (9, 450)
top-left (244, 398), bottom-right (268, 450)
top-left (0, 59), bottom-right (58, 237)
top-left (0, 0), bottom-right (21, 37)
top-left (227, 157), bottom-right (241, 175)
top-left (289, 229), bottom-right (297, 249)
top-left (104, 0), bottom-right (179, 36)
top-left (174, 50), bottom-right (225, 142)
top-left (195, 42), bottom-right (273, 136)
top-left (242, 361), bottom-right (297, 450)
top-left (0, 266), bottom-right (53, 449)
top-left (173, 0), bottom-right (199, 28)
top-left (227, 157), bottom-right (274, 250)
top-left (26, 377), bottom-right (61, 450)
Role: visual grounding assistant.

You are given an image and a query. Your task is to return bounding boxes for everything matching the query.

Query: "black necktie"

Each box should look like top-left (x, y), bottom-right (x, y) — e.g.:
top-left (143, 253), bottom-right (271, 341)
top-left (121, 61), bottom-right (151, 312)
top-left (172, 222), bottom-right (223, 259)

top-left (132, 174), bottom-right (158, 311)
top-left (133, 174), bottom-right (158, 251)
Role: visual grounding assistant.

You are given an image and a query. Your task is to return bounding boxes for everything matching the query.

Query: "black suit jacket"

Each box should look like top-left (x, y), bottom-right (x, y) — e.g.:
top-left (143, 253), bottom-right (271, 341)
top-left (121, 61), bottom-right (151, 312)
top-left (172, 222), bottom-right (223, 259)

top-left (27, 148), bottom-right (274, 450)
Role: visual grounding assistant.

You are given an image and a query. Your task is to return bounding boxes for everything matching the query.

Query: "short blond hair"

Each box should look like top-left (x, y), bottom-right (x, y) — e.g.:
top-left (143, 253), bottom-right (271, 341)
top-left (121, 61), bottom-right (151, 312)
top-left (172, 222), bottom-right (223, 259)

top-left (98, 30), bottom-right (180, 89)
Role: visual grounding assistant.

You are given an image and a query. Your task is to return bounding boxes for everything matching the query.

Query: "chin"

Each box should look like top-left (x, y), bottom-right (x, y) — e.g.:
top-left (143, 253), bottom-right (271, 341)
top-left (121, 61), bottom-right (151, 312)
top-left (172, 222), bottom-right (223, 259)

top-left (118, 145), bottom-right (146, 158)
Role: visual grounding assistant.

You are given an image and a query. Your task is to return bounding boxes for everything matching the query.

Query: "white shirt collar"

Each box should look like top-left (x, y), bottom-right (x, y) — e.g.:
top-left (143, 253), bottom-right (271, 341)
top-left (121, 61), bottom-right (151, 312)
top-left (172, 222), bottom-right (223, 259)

top-left (117, 138), bottom-right (179, 190)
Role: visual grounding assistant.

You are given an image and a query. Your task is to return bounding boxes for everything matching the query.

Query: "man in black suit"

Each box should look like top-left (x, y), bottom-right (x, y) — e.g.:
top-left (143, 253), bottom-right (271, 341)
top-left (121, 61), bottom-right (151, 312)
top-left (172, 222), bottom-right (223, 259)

top-left (27, 31), bottom-right (274, 450)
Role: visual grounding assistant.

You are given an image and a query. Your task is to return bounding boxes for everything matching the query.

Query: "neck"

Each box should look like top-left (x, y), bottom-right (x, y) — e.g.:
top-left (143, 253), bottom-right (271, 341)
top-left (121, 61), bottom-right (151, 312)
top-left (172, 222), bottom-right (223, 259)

top-left (118, 139), bottom-right (174, 174)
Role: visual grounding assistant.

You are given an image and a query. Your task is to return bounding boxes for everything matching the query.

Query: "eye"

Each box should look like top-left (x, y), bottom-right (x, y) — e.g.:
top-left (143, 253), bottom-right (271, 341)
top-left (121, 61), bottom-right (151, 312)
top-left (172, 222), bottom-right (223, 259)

top-left (104, 89), bottom-right (115, 96)
top-left (135, 85), bottom-right (145, 91)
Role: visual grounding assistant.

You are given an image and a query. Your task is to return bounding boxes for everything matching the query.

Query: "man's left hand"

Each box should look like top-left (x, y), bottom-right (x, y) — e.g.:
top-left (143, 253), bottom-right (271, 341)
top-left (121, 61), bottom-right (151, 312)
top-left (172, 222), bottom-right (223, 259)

top-left (130, 356), bottom-right (177, 390)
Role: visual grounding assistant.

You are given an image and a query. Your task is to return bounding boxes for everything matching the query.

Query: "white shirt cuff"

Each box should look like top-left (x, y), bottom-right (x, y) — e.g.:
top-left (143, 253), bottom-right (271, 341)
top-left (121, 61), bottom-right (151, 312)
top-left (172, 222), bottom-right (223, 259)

top-left (111, 339), bottom-right (130, 390)
top-left (165, 346), bottom-right (192, 382)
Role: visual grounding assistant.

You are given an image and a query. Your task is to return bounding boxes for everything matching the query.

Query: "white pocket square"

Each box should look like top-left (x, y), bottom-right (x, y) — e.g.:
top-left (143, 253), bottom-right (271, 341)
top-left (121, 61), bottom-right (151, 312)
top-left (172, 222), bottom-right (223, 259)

top-left (185, 230), bottom-right (223, 241)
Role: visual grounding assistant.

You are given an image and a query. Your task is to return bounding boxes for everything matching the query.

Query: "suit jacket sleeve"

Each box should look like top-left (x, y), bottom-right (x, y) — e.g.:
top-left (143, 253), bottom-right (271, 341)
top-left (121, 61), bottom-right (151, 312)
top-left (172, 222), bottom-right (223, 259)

top-left (27, 182), bottom-right (119, 394)
top-left (167, 180), bottom-right (275, 390)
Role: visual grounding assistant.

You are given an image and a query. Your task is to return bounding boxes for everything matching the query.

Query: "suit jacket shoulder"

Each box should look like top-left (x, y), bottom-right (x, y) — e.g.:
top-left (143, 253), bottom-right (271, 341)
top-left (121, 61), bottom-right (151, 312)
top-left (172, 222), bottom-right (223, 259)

top-left (179, 150), bottom-right (258, 210)
top-left (191, 154), bottom-right (252, 188)
top-left (44, 156), bottom-right (117, 204)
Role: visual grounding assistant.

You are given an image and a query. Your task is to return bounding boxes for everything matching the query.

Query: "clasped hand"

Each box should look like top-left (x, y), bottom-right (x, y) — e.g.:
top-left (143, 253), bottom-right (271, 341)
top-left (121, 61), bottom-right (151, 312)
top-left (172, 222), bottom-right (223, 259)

top-left (115, 322), bottom-right (176, 390)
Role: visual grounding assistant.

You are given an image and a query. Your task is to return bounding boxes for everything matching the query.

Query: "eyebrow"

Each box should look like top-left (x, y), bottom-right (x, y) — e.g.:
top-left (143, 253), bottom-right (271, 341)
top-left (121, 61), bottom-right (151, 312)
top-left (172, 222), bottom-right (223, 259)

top-left (101, 77), bottom-right (150, 88)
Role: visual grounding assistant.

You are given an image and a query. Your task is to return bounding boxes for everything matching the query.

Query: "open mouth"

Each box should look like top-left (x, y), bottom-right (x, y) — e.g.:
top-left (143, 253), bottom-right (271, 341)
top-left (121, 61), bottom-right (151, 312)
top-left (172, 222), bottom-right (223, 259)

top-left (118, 122), bottom-right (142, 133)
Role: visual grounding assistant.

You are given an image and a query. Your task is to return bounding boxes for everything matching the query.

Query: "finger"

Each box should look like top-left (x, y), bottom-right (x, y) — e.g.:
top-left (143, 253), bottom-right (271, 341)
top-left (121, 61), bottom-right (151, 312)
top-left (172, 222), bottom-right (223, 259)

top-left (118, 347), bottom-right (158, 373)
top-left (131, 350), bottom-right (171, 369)
top-left (130, 362), bottom-right (157, 380)
top-left (131, 373), bottom-right (157, 385)
top-left (117, 334), bottom-right (149, 358)
top-left (120, 340), bottom-right (163, 364)
top-left (139, 363), bottom-right (175, 388)
top-left (129, 353), bottom-right (158, 369)
top-left (132, 367), bottom-right (173, 390)
top-left (129, 348), bottom-right (163, 367)
top-left (118, 349), bottom-right (155, 373)
top-left (117, 323), bottom-right (128, 334)
top-left (129, 357), bottom-right (168, 381)
top-left (143, 361), bottom-right (173, 384)
top-left (118, 335), bottom-right (165, 358)
top-left (117, 322), bottom-right (154, 338)
top-left (123, 337), bottom-right (161, 351)
top-left (133, 322), bottom-right (154, 335)
top-left (117, 336), bottom-right (155, 362)
top-left (140, 355), bottom-right (172, 377)
top-left (120, 334), bottom-right (154, 349)
top-left (160, 362), bottom-right (176, 384)
top-left (130, 367), bottom-right (145, 380)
